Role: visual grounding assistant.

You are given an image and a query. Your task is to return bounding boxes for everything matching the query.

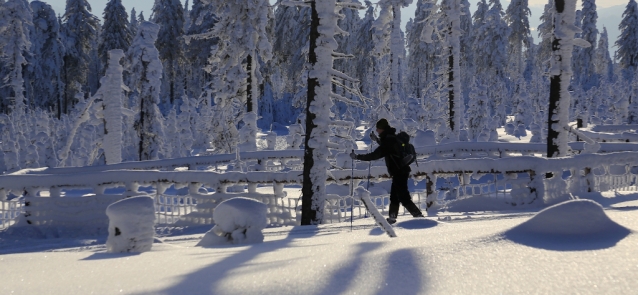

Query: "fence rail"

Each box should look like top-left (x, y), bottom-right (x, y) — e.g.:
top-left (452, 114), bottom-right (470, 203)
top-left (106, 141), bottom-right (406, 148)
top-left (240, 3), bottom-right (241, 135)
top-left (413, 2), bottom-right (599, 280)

top-left (3, 146), bottom-right (638, 233)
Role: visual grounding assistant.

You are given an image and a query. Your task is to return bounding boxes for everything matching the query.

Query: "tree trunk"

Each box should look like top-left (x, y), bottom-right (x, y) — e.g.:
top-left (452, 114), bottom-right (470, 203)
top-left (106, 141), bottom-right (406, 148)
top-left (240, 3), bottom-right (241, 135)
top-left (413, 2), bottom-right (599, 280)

top-left (301, 0), bottom-right (320, 226)
top-left (547, 0), bottom-right (571, 158)
top-left (448, 47), bottom-right (455, 131)
top-left (247, 54), bottom-right (253, 113)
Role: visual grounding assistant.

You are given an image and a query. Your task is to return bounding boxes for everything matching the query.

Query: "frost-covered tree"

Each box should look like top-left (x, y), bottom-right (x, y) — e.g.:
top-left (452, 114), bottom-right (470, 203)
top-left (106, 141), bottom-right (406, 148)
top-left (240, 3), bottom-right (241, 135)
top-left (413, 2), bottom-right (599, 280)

top-left (98, 0), bottom-right (132, 71)
top-left (352, 2), bottom-right (378, 100)
top-left (372, 0), bottom-right (412, 120)
top-left (473, 0), bottom-right (510, 118)
top-left (406, 0), bottom-right (437, 98)
top-left (459, 0), bottom-right (473, 99)
top-left (95, 49), bottom-right (131, 164)
top-left (573, 0), bottom-right (598, 90)
top-left (280, 0), bottom-right (365, 224)
top-left (505, 0), bottom-right (531, 80)
top-left (61, 0), bottom-right (99, 113)
top-left (184, 0), bottom-right (217, 99)
top-left (595, 27), bottom-right (614, 82)
top-left (151, 0), bottom-right (185, 107)
top-left (27, 1), bottom-right (65, 114)
top-left (615, 0), bottom-right (638, 79)
top-left (0, 0), bottom-right (32, 113)
top-left (127, 21), bottom-right (165, 161)
top-left (472, 0), bottom-right (489, 34)
top-left (547, 0), bottom-right (589, 157)
top-left (536, 1), bottom-right (553, 74)
top-left (198, 0), bottom-right (273, 152)
top-left (422, 0), bottom-right (464, 138)
top-left (129, 8), bottom-right (138, 36)
top-left (465, 77), bottom-right (490, 141)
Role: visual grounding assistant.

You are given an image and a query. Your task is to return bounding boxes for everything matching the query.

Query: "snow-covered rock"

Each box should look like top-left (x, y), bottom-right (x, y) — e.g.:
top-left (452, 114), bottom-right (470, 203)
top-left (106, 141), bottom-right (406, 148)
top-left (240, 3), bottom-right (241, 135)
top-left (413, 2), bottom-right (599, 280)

top-left (197, 197), bottom-right (268, 247)
top-left (105, 196), bottom-right (155, 253)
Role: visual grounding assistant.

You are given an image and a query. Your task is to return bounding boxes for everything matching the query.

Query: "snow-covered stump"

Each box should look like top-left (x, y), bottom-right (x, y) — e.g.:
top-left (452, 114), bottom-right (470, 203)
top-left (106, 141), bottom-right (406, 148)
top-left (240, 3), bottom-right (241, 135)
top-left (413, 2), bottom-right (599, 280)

top-left (105, 196), bottom-right (155, 253)
top-left (197, 197), bottom-right (267, 247)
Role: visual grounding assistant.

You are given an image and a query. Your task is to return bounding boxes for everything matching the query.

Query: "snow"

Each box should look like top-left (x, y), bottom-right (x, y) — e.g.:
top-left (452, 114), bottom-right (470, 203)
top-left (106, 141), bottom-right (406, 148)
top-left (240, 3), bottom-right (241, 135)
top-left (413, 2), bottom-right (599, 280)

top-left (196, 197), bottom-right (268, 246)
top-left (105, 196), bottom-right (155, 253)
top-left (1, 192), bottom-right (638, 294)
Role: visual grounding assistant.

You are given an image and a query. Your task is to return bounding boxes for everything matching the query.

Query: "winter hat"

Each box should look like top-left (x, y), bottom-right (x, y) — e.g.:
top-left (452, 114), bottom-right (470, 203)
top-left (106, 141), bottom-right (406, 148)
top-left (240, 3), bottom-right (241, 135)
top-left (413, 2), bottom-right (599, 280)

top-left (376, 118), bottom-right (390, 130)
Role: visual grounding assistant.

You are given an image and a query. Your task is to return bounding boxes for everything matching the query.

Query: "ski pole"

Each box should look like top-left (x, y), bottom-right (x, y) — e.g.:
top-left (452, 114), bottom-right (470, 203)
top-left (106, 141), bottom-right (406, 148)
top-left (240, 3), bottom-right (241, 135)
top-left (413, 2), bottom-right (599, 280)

top-left (365, 139), bottom-right (373, 218)
top-left (350, 149), bottom-right (355, 231)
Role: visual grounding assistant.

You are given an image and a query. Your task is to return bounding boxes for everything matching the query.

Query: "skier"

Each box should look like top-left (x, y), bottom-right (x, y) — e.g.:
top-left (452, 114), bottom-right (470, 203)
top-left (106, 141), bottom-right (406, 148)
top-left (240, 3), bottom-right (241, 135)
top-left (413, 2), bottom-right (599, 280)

top-left (350, 118), bottom-right (424, 224)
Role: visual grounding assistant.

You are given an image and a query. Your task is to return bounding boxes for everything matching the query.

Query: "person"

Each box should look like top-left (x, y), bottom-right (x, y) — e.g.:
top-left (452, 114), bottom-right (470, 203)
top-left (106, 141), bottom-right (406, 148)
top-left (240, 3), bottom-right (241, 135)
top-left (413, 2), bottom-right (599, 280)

top-left (350, 118), bottom-right (424, 224)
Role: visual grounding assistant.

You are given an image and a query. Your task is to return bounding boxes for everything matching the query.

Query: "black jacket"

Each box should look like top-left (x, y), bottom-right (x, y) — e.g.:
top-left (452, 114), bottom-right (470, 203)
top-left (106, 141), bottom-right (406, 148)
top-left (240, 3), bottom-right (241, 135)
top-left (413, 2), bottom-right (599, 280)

top-left (357, 127), bottom-right (410, 177)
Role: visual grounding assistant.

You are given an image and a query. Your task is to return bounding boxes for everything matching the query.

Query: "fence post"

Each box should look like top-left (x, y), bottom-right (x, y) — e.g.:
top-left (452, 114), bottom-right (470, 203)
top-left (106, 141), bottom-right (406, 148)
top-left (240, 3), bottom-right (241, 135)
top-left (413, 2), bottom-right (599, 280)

top-left (425, 174), bottom-right (435, 209)
top-left (584, 167), bottom-right (593, 192)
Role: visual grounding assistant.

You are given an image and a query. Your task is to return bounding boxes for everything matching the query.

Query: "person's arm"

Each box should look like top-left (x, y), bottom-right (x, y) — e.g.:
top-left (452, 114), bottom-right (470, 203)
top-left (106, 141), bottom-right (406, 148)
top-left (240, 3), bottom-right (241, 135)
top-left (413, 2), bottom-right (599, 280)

top-left (357, 145), bottom-right (384, 161)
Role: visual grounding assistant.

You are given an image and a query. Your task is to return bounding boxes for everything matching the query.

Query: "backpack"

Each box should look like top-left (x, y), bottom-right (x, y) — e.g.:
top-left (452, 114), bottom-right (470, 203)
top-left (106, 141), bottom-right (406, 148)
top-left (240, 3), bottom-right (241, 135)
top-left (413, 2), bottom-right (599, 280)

top-left (394, 131), bottom-right (417, 168)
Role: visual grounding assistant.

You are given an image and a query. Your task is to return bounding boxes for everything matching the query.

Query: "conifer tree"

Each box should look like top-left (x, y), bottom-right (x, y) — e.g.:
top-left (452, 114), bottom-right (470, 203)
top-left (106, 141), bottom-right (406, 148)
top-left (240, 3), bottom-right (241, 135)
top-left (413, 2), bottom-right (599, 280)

top-left (574, 0), bottom-right (598, 90)
top-left (127, 21), bottom-right (165, 161)
top-left (615, 0), bottom-right (638, 79)
top-left (406, 0), bottom-right (437, 98)
top-left (352, 2), bottom-right (378, 101)
top-left (505, 0), bottom-right (531, 80)
top-left (184, 0), bottom-right (217, 99)
top-left (27, 1), bottom-right (65, 114)
top-left (201, 0), bottom-right (273, 152)
top-left (473, 0), bottom-right (510, 118)
top-left (595, 27), bottom-right (614, 82)
top-left (99, 0), bottom-right (132, 72)
top-left (129, 8), bottom-right (138, 36)
top-left (0, 0), bottom-right (33, 113)
top-left (61, 0), bottom-right (99, 113)
top-left (151, 0), bottom-right (185, 107)
top-left (536, 1), bottom-right (553, 74)
top-left (372, 0), bottom-right (412, 120)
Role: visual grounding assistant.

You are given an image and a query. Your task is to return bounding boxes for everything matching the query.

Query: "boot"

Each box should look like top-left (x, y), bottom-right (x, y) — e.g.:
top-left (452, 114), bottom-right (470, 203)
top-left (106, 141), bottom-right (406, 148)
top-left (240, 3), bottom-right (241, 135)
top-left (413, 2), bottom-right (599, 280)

top-left (386, 213), bottom-right (397, 225)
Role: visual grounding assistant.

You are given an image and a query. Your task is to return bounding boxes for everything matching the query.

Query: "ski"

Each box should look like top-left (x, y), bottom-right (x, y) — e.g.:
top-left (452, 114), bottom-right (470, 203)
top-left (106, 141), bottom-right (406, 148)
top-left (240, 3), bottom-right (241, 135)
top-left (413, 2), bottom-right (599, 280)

top-left (359, 195), bottom-right (397, 238)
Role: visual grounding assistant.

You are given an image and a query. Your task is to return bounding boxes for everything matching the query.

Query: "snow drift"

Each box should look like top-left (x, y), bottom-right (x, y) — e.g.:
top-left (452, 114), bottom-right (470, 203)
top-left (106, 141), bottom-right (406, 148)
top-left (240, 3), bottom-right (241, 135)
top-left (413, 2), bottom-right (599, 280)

top-left (503, 199), bottom-right (631, 250)
top-left (197, 197), bottom-right (268, 246)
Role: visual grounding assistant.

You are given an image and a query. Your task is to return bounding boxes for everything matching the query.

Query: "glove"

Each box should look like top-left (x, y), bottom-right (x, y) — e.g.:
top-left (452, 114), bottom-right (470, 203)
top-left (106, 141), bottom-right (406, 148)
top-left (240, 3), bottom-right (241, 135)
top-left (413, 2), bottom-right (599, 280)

top-left (369, 131), bottom-right (379, 143)
top-left (349, 151), bottom-right (358, 160)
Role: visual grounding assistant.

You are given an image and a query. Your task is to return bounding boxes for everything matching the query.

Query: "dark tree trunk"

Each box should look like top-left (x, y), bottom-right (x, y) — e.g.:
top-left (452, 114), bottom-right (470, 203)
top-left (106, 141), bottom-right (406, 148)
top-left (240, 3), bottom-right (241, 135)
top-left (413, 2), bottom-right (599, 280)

top-left (138, 62), bottom-right (148, 161)
top-left (547, 0), bottom-right (565, 158)
top-left (247, 54), bottom-right (253, 113)
top-left (301, 1), bottom-right (320, 226)
top-left (448, 46), bottom-right (455, 131)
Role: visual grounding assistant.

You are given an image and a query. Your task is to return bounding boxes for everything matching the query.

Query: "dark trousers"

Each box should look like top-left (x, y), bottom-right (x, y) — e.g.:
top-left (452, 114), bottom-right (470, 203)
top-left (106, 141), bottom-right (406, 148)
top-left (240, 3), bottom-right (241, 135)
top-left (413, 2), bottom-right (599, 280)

top-left (389, 172), bottom-right (422, 218)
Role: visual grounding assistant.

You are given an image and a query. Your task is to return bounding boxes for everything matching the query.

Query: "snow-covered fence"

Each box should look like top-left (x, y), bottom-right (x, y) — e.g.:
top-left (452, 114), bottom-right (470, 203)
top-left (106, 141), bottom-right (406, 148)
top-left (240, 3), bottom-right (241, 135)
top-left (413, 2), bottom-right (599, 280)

top-left (0, 199), bottom-right (22, 230)
top-left (12, 141), bottom-right (638, 178)
top-left (12, 149), bottom-right (306, 175)
top-left (3, 151), bottom-right (638, 233)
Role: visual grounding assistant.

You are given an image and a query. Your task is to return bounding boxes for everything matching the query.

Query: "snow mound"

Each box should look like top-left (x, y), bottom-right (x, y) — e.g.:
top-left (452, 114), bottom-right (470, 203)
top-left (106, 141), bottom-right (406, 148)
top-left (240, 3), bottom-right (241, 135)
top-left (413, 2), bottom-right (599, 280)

top-left (503, 199), bottom-right (631, 250)
top-left (513, 199), bottom-right (619, 235)
top-left (197, 197), bottom-right (267, 247)
top-left (106, 196), bottom-right (155, 253)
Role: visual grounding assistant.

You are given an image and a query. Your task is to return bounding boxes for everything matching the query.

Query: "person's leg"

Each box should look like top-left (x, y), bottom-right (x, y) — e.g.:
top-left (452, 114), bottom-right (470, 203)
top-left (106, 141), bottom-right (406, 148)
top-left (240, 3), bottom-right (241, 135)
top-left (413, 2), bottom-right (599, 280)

top-left (388, 176), bottom-right (400, 221)
top-left (396, 173), bottom-right (423, 216)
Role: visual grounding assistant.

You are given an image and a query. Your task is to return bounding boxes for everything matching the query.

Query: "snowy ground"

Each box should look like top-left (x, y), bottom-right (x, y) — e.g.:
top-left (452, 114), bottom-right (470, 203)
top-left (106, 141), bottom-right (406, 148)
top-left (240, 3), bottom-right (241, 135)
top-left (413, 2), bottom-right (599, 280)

top-left (1, 191), bottom-right (638, 295)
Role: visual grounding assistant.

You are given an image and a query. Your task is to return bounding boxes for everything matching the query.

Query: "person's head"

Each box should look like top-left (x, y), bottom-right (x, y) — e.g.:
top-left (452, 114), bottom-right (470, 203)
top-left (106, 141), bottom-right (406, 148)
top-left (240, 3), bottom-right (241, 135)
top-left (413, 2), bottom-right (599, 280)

top-left (376, 118), bottom-right (389, 134)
